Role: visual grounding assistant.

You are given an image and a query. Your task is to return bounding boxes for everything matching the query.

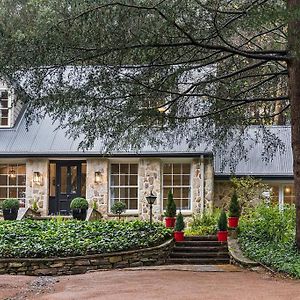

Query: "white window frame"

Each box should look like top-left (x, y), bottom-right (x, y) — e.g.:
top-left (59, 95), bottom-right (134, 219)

top-left (161, 160), bottom-right (192, 212)
top-left (109, 161), bottom-right (139, 213)
top-left (0, 89), bottom-right (12, 128)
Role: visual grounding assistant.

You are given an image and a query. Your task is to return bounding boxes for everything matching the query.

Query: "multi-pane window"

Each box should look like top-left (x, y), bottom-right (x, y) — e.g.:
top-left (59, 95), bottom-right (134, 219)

top-left (0, 90), bottom-right (10, 127)
top-left (110, 163), bottom-right (138, 210)
top-left (163, 163), bottom-right (191, 210)
top-left (0, 164), bottom-right (26, 206)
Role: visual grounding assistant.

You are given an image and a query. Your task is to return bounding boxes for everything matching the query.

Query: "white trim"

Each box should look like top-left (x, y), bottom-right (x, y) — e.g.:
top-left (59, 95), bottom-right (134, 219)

top-left (0, 88), bottom-right (12, 128)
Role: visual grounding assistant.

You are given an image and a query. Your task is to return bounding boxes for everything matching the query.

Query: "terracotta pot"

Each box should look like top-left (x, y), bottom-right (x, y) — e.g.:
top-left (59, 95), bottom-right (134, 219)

top-left (165, 217), bottom-right (176, 228)
top-left (217, 230), bottom-right (228, 242)
top-left (228, 216), bottom-right (239, 228)
top-left (174, 231), bottom-right (184, 242)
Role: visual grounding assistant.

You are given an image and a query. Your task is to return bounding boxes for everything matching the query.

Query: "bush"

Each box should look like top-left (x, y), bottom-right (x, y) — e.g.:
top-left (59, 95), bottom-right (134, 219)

top-left (0, 220), bottom-right (172, 258)
top-left (2, 198), bottom-right (19, 210)
top-left (218, 210), bottom-right (227, 231)
top-left (175, 212), bottom-right (185, 231)
top-left (70, 197), bottom-right (88, 210)
top-left (238, 204), bottom-right (300, 277)
top-left (229, 190), bottom-right (241, 217)
top-left (165, 191), bottom-right (176, 217)
top-left (111, 201), bottom-right (126, 219)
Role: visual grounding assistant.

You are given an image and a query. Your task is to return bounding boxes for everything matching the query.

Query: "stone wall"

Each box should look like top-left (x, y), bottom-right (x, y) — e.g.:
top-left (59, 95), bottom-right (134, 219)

top-left (0, 239), bottom-right (174, 276)
top-left (25, 159), bottom-right (49, 216)
top-left (191, 158), bottom-right (204, 214)
top-left (214, 181), bottom-right (233, 208)
top-left (204, 157), bottom-right (214, 212)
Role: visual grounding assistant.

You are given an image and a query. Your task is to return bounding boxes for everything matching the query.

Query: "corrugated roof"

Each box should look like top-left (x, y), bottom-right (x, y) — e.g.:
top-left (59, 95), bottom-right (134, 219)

top-left (0, 113), bottom-right (293, 177)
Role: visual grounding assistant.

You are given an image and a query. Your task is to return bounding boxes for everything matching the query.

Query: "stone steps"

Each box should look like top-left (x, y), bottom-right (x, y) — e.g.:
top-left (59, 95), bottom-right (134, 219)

top-left (168, 236), bottom-right (230, 265)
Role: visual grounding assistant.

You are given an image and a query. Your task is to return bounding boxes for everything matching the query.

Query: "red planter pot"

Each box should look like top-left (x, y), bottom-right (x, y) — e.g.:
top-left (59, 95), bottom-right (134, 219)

top-left (228, 216), bottom-right (239, 228)
top-left (174, 231), bottom-right (184, 242)
top-left (217, 231), bottom-right (228, 242)
top-left (165, 217), bottom-right (176, 228)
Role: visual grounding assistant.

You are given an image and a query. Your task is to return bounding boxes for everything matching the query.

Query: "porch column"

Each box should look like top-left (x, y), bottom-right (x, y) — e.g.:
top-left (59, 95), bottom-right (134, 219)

top-left (191, 157), bottom-right (205, 214)
top-left (138, 158), bottom-right (162, 221)
top-left (86, 159), bottom-right (109, 217)
top-left (26, 159), bottom-right (49, 216)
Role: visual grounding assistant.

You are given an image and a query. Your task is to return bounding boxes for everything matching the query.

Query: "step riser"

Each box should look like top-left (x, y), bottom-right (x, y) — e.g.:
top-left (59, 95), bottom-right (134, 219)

top-left (184, 236), bottom-right (218, 241)
top-left (170, 253), bottom-right (229, 258)
top-left (176, 242), bottom-right (226, 247)
top-left (173, 247), bottom-right (227, 252)
top-left (168, 259), bottom-right (230, 265)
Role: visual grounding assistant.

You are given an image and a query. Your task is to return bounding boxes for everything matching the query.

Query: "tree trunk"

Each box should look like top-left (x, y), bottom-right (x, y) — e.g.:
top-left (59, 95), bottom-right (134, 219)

top-left (288, 0), bottom-right (300, 248)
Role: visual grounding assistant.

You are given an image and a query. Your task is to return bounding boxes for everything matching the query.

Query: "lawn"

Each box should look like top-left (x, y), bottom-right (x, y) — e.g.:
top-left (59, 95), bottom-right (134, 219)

top-left (0, 219), bottom-right (172, 258)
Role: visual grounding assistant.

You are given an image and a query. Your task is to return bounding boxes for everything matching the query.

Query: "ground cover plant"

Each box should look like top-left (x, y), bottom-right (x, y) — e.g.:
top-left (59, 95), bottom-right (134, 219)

top-left (185, 209), bottom-right (219, 236)
top-left (0, 220), bottom-right (172, 258)
top-left (238, 204), bottom-right (300, 278)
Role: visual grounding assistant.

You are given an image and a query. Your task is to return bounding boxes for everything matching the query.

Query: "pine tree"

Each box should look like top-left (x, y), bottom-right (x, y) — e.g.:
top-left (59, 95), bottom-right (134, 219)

top-left (175, 211), bottom-right (185, 232)
top-left (229, 190), bottom-right (241, 217)
top-left (218, 210), bottom-right (228, 231)
top-left (165, 190), bottom-right (176, 218)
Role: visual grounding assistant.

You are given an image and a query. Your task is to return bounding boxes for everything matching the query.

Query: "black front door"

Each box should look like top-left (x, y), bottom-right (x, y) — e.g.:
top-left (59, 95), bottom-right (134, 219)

top-left (56, 161), bottom-right (82, 215)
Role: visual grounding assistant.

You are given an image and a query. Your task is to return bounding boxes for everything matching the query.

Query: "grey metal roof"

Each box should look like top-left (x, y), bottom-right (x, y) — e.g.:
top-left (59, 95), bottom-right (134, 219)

top-left (0, 113), bottom-right (293, 177)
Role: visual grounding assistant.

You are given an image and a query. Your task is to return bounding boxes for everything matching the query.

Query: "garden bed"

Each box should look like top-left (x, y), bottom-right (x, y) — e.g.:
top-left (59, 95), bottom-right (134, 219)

top-left (0, 219), bottom-right (172, 258)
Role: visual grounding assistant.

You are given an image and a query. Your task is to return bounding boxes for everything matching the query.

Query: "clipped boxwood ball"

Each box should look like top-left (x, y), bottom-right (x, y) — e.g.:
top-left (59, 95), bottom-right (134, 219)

top-left (70, 197), bottom-right (88, 210)
top-left (2, 198), bottom-right (20, 210)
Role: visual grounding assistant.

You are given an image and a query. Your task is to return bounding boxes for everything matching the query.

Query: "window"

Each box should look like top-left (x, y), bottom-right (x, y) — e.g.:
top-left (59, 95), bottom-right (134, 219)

top-left (0, 90), bottom-right (10, 127)
top-left (267, 182), bottom-right (295, 207)
top-left (110, 163), bottom-right (138, 210)
top-left (0, 164), bottom-right (26, 206)
top-left (163, 163), bottom-right (191, 210)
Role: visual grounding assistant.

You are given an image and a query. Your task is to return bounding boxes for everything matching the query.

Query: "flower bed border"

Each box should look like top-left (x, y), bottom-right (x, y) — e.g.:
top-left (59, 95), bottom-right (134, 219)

top-left (0, 239), bottom-right (174, 276)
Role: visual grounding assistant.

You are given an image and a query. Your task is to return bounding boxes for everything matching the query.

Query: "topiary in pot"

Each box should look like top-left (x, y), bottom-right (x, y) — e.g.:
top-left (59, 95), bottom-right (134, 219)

top-left (217, 210), bottom-right (228, 242)
top-left (2, 198), bottom-right (20, 220)
top-left (174, 211), bottom-right (185, 241)
top-left (111, 201), bottom-right (126, 220)
top-left (165, 190), bottom-right (177, 228)
top-left (70, 197), bottom-right (89, 220)
top-left (228, 190), bottom-right (241, 228)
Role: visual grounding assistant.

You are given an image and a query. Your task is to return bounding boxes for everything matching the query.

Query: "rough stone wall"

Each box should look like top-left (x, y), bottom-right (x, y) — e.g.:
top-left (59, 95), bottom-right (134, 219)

top-left (191, 158), bottom-right (203, 214)
top-left (25, 159), bottom-right (49, 216)
top-left (214, 181), bottom-right (234, 209)
top-left (86, 159), bottom-right (109, 217)
top-left (0, 239), bottom-right (174, 276)
top-left (204, 157), bottom-right (214, 212)
top-left (138, 159), bottom-right (162, 221)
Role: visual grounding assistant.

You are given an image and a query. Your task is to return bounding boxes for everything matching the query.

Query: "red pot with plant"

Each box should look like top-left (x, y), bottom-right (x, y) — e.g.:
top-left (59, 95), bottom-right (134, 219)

top-left (228, 190), bottom-right (241, 228)
top-left (217, 210), bottom-right (228, 242)
top-left (174, 211), bottom-right (185, 242)
top-left (164, 191), bottom-right (176, 228)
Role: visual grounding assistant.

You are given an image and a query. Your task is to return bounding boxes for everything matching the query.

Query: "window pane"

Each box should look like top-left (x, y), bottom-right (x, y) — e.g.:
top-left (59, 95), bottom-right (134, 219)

top-left (119, 188), bottom-right (128, 198)
top-left (17, 164), bottom-right (26, 174)
top-left (181, 199), bottom-right (189, 210)
top-left (1, 118), bottom-right (8, 126)
top-left (9, 176), bottom-right (17, 186)
top-left (270, 185), bottom-right (279, 205)
top-left (60, 166), bottom-right (67, 194)
top-left (9, 188), bottom-right (17, 198)
top-left (17, 175), bottom-right (26, 186)
top-left (111, 164), bottom-right (119, 174)
top-left (173, 175), bottom-right (181, 186)
top-left (0, 187), bottom-right (7, 198)
top-left (0, 165), bottom-right (7, 174)
top-left (173, 164), bottom-right (181, 174)
top-left (130, 164), bottom-right (138, 174)
top-left (0, 175), bottom-right (7, 185)
top-left (284, 184), bottom-right (295, 205)
top-left (129, 188), bottom-right (138, 198)
top-left (163, 175), bottom-right (172, 186)
top-left (111, 188), bottom-right (119, 199)
top-left (173, 188), bottom-right (181, 198)
top-left (129, 175), bottom-right (137, 185)
top-left (120, 164), bottom-right (129, 174)
top-left (163, 164), bottom-right (172, 174)
top-left (18, 187), bottom-right (26, 199)
top-left (129, 199), bottom-right (138, 210)
top-left (119, 175), bottom-right (128, 186)
top-left (182, 187), bottom-right (190, 198)
top-left (174, 199), bottom-right (181, 208)
top-left (111, 175), bottom-right (119, 186)
top-left (182, 164), bottom-right (190, 174)
top-left (182, 175), bottom-right (190, 185)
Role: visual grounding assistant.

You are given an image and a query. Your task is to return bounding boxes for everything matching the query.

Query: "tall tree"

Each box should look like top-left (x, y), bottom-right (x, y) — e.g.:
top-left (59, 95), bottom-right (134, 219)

top-left (0, 1), bottom-right (299, 243)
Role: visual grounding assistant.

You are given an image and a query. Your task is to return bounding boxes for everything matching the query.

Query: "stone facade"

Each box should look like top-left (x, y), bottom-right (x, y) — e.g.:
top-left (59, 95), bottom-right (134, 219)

top-left (214, 181), bottom-right (234, 209)
top-left (191, 158), bottom-right (204, 214)
top-left (204, 157), bottom-right (214, 212)
top-left (0, 239), bottom-right (174, 276)
top-left (25, 159), bottom-right (49, 216)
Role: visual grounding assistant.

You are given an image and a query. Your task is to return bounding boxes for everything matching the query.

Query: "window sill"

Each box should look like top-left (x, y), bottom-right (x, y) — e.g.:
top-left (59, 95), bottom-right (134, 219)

top-left (107, 212), bottom-right (139, 217)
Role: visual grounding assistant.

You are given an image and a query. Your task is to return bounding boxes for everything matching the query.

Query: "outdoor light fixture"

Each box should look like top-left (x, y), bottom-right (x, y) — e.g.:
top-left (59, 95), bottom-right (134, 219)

top-left (146, 191), bottom-right (157, 225)
top-left (8, 167), bottom-right (16, 178)
top-left (33, 172), bottom-right (43, 185)
top-left (94, 171), bottom-right (102, 184)
top-left (285, 187), bottom-right (291, 194)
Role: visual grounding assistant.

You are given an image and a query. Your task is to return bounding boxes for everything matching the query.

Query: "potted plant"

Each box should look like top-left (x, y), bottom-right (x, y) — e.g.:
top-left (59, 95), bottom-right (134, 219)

top-left (2, 198), bottom-right (20, 220)
top-left (174, 211), bottom-right (185, 241)
top-left (111, 201), bottom-right (126, 220)
top-left (70, 197), bottom-right (89, 220)
top-left (217, 210), bottom-right (228, 242)
top-left (31, 199), bottom-right (39, 212)
top-left (165, 190), bottom-right (177, 228)
top-left (228, 190), bottom-right (241, 228)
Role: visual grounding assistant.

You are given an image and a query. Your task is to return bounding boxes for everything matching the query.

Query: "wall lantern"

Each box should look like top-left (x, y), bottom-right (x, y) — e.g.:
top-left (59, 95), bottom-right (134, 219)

top-left (146, 191), bottom-right (157, 225)
top-left (33, 172), bottom-right (43, 185)
top-left (94, 171), bottom-right (102, 184)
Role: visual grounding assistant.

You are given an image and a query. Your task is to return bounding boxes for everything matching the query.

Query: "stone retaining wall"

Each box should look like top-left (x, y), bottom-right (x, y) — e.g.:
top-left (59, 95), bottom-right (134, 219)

top-left (0, 239), bottom-right (174, 276)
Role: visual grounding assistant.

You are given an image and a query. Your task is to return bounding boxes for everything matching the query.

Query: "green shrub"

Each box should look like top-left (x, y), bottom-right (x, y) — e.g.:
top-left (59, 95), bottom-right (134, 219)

top-left (31, 199), bottom-right (39, 212)
top-left (218, 210), bottom-right (227, 231)
top-left (238, 204), bottom-right (300, 277)
top-left (0, 220), bottom-right (172, 258)
top-left (165, 190), bottom-right (176, 217)
top-left (70, 197), bottom-right (88, 210)
top-left (175, 212), bottom-right (185, 231)
top-left (229, 190), bottom-right (241, 217)
top-left (111, 201), bottom-right (126, 219)
top-left (2, 198), bottom-right (19, 210)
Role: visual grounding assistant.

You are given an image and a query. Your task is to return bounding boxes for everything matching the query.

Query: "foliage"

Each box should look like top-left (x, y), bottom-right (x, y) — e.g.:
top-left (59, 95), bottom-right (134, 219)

top-left (186, 209), bottom-right (219, 236)
top-left (231, 177), bottom-right (271, 210)
top-left (229, 190), bottom-right (241, 217)
top-left (111, 201), bottom-right (126, 219)
top-left (0, 220), bottom-right (172, 258)
top-left (238, 204), bottom-right (300, 277)
top-left (70, 197), bottom-right (89, 210)
top-left (31, 199), bottom-right (39, 212)
top-left (92, 200), bottom-right (98, 210)
top-left (174, 211), bottom-right (184, 232)
top-left (218, 210), bottom-right (228, 231)
top-left (2, 199), bottom-right (19, 210)
top-left (165, 191), bottom-right (176, 218)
